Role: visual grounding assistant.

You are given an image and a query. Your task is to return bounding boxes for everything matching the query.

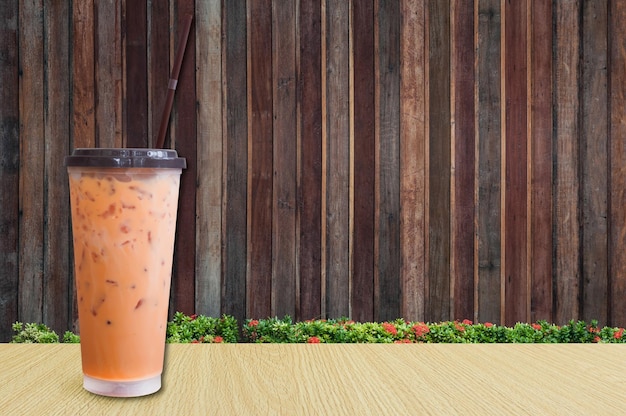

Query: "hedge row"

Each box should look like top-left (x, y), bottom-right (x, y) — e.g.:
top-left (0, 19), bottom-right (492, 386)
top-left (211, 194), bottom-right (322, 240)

top-left (10, 312), bottom-right (626, 344)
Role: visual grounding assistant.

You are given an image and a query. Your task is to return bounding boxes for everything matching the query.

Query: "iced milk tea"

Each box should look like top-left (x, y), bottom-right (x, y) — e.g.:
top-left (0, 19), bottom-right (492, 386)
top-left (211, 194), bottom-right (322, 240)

top-left (66, 148), bottom-right (185, 397)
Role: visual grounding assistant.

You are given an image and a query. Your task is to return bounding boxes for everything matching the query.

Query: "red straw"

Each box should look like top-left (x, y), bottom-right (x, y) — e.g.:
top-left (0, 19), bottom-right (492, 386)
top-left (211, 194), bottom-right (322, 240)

top-left (155, 13), bottom-right (194, 149)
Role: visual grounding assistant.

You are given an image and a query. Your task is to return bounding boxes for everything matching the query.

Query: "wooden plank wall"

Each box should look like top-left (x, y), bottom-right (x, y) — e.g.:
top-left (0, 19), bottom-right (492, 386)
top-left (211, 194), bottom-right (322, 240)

top-left (2, 0), bottom-right (626, 341)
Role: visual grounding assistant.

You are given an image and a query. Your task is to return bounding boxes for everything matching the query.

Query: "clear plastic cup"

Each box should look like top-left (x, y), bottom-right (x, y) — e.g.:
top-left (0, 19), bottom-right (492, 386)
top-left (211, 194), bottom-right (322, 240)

top-left (66, 148), bottom-right (186, 397)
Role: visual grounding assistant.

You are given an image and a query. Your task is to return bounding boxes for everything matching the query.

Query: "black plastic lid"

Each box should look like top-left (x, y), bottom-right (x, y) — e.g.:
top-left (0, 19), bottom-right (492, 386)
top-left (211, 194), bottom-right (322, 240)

top-left (65, 148), bottom-right (186, 169)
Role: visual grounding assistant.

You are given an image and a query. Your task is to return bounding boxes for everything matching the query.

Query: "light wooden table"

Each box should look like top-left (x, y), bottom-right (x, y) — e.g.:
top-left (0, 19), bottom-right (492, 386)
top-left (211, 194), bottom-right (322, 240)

top-left (1, 343), bottom-right (625, 415)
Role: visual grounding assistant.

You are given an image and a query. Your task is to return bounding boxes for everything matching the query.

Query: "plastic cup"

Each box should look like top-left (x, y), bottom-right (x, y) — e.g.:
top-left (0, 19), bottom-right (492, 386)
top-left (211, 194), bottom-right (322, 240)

top-left (65, 148), bottom-right (186, 397)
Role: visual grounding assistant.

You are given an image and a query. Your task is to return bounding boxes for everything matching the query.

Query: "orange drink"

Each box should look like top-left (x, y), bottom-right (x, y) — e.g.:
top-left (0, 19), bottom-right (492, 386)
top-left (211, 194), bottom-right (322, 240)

top-left (66, 148), bottom-right (185, 397)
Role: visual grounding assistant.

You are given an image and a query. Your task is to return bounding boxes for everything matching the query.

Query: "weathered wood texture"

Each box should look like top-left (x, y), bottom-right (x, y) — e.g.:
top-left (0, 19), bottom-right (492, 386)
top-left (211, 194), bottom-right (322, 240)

top-left (2, 1), bottom-right (626, 341)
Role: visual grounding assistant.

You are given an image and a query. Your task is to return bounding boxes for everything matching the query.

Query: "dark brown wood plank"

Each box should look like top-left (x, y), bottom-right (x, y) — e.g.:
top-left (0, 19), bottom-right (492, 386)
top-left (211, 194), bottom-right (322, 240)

top-left (609, 0), bottom-right (626, 327)
top-left (222, 0), bottom-right (248, 324)
top-left (94, 1), bottom-right (123, 148)
top-left (18, 0), bottom-right (45, 324)
top-left (476, 0), bottom-right (502, 325)
top-left (43, 1), bottom-right (71, 335)
top-left (530, 0), bottom-right (553, 324)
top-left (0, 0), bottom-right (20, 342)
top-left (352, 0), bottom-right (375, 323)
top-left (195, 0), bottom-right (222, 317)
top-left (554, 0), bottom-right (581, 325)
top-left (427, 0), bottom-right (451, 322)
top-left (125, 0), bottom-right (148, 147)
top-left (172, 2), bottom-right (197, 316)
top-left (272, 0), bottom-right (297, 318)
top-left (452, 0), bottom-right (475, 322)
top-left (247, 0), bottom-right (273, 319)
top-left (581, 0), bottom-right (608, 326)
top-left (325, 0), bottom-right (351, 319)
top-left (148, 0), bottom-right (171, 147)
top-left (298, 0), bottom-right (323, 321)
top-left (71, 0), bottom-right (96, 149)
top-left (376, 0), bottom-right (401, 322)
top-left (399, 0), bottom-right (426, 322)
top-left (503, 0), bottom-right (528, 326)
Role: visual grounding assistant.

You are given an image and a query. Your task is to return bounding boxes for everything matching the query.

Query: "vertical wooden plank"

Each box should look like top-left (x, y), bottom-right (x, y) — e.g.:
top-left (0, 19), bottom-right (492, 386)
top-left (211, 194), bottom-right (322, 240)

top-left (400, 0), bottom-right (426, 322)
top-left (195, 0), bottom-right (222, 317)
top-left (71, 0), bottom-right (95, 334)
top-left (581, 0), bottom-right (608, 326)
top-left (19, 0), bottom-right (45, 324)
top-left (352, 0), bottom-right (375, 323)
top-left (172, 2), bottom-right (197, 316)
top-left (476, 0), bottom-right (501, 324)
top-left (222, 0), bottom-right (248, 324)
top-left (72, 0), bottom-right (96, 149)
top-left (451, 0), bottom-right (475, 321)
top-left (125, 0), bottom-right (148, 147)
top-left (298, 0), bottom-right (323, 320)
top-left (94, 1), bottom-right (123, 148)
top-left (554, 0), bottom-right (581, 325)
top-left (503, 0), bottom-right (528, 326)
top-left (148, 0), bottom-right (171, 148)
top-left (609, 0), bottom-right (626, 327)
top-left (247, 0), bottom-right (273, 319)
top-left (427, 0), bottom-right (451, 322)
top-left (325, 0), bottom-right (351, 319)
top-left (43, 1), bottom-right (71, 335)
top-left (0, 0), bottom-right (20, 342)
top-left (376, 0), bottom-right (401, 321)
top-left (272, 0), bottom-right (297, 318)
top-left (530, 0), bottom-right (553, 324)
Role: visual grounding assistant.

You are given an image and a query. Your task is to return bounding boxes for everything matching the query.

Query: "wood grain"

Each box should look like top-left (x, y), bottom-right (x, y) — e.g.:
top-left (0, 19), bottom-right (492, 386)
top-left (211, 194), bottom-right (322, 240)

top-left (503, 0), bottom-right (528, 326)
top-left (2, 344), bottom-right (626, 415)
top-left (554, 0), bottom-right (581, 324)
top-left (43, 1), bottom-right (71, 335)
top-left (427, 0), bottom-right (451, 322)
top-left (194, 0), bottom-right (222, 317)
top-left (125, 0), bottom-right (148, 148)
top-left (376, 0), bottom-right (401, 322)
top-left (476, 0), bottom-right (502, 324)
top-left (298, 0), bottom-right (323, 320)
top-left (609, 0), bottom-right (626, 326)
top-left (399, 0), bottom-right (426, 322)
top-left (324, 0), bottom-right (350, 319)
top-left (0, 0), bottom-right (20, 342)
top-left (581, 0), bottom-right (608, 325)
top-left (94, 0), bottom-right (123, 148)
top-left (247, 0), bottom-right (273, 319)
top-left (530, 0), bottom-right (553, 324)
top-left (352, 0), bottom-right (375, 323)
top-left (222, 0), bottom-right (248, 325)
top-left (171, 1), bottom-right (197, 316)
top-left (148, 0), bottom-right (171, 148)
top-left (272, 0), bottom-right (297, 318)
top-left (18, 0), bottom-right (45, 324)
top-left (451, 0), bottom-right (475, 321)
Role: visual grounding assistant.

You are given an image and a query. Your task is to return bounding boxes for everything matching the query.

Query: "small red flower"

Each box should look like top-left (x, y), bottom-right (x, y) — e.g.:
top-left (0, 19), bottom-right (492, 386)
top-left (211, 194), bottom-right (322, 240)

top-left (614, 328), bottom-right (624, 340)
top-left (484, 322), bottom-right (494, 328)
top-left (249, 319), bottom-right (259, 327)
top-left (214, 336), bottom-right (223, 343)
top-left (593, 336), bottom-right (601, 343)
top-left (382, 322), bottom-right (398, 336)
top-left (394, 339), bottom-right (412, 344)
top-left (189, 314), bottom-right (198, 320)
top-left (191, 339), bottom-right (200, 344)
top-left (531, 323), bottom-right (542, 331)
top-left (454, 323), bottom-right (465, 332)
top-left (412, 323), bottom-right (430, 337)
top-left (462, 319), bottom-right (473, 325)
top-left (307, 336), bottom-right (321, 343)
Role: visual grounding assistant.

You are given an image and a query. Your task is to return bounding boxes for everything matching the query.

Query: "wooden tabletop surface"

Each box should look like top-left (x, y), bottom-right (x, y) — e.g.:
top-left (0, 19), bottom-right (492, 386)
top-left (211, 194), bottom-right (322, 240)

top-left (1, 343), bottom-right (625, 415)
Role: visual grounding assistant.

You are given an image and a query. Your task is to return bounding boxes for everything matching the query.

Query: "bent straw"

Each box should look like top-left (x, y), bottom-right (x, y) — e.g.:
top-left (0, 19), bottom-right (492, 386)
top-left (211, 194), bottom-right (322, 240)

top-left (155, 13), bottom-right (194, 149)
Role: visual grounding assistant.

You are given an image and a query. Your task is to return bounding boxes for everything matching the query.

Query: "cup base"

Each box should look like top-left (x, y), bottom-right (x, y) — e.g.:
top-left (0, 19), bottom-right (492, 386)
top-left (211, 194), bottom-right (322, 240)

top-left (83, 374), bottom-right (161, 397)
